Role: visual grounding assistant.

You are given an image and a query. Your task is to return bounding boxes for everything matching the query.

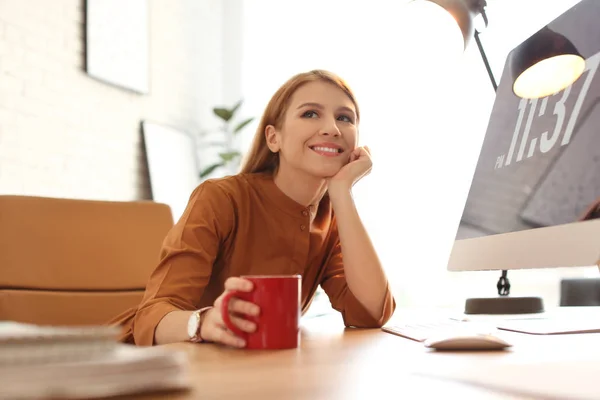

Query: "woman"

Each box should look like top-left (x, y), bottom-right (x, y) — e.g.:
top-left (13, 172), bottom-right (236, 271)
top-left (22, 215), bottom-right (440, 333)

top-left (110, 69), bottom-right (396, 347)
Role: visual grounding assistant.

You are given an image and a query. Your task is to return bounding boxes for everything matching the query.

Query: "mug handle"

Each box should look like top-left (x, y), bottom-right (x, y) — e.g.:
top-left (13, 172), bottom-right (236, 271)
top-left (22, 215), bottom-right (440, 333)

top-left (220, 291), bottom-right (246, 336)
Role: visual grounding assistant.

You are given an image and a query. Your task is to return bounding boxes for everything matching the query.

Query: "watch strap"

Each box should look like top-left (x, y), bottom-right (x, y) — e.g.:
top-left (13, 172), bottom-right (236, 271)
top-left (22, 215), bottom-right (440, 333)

top-left (190, 306), bottom-right (212, 343)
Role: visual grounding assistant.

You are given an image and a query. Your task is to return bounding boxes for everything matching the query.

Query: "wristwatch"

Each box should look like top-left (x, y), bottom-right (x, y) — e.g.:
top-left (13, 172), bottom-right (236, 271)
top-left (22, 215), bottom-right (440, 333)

top-left (187, 307), bottom-right (211, 342)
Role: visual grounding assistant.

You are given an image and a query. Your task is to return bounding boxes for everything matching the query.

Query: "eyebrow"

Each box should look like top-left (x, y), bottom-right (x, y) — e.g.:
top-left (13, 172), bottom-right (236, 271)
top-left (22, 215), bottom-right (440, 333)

top-left (296, 102), bottom-right (356, 116)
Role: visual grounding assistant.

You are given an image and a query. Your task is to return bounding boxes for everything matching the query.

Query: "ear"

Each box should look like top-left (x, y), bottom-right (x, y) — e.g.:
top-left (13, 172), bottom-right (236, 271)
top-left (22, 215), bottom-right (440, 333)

top-left (265, 125), bottom-right (281, 153)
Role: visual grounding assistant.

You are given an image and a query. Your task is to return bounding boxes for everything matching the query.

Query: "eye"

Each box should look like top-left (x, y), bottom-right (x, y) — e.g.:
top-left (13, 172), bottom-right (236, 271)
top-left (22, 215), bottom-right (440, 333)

top-left (337, 114), bottom-right (354, 123)
top-left (302, 110), bottom-right (319, 118)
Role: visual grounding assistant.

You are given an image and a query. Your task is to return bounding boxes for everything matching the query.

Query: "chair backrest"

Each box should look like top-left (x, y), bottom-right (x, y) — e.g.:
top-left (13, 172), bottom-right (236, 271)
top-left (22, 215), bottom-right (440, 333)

top-left (0, 195), bottom-right (173, 325)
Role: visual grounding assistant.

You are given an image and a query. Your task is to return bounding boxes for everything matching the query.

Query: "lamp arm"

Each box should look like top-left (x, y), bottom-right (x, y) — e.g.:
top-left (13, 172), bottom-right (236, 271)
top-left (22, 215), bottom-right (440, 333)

top-left (474, 29), bottom-right (498, 92)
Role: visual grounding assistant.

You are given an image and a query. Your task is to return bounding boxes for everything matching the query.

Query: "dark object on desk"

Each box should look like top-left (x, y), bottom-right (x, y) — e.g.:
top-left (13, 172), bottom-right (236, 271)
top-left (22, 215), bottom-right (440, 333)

top-left (465, 296), bottom-right (544, 314)
top-left (560, 278), bottom-right (600, 306)
top-left (464, 271), bottom-right (544, 314)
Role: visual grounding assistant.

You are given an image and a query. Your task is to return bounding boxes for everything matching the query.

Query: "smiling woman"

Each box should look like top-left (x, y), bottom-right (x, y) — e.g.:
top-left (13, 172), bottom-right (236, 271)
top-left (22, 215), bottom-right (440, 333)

top-left (263, 80), bottom-right (358, 181)
top-left (294, 103), bottom-right (355, 158)
top-left (240, 70), bottom-right (360, 176)
top-left (108, 70), bottom-right (396, 348)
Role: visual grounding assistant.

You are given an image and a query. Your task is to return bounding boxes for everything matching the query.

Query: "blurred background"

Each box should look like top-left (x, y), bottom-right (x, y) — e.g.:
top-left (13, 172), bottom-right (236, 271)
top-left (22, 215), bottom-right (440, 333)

top-left (0, 0), bottom-right (596, 312)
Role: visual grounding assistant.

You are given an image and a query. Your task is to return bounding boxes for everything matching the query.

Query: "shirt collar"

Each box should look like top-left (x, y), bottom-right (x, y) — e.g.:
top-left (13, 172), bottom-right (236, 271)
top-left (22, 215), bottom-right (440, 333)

top-left (249, 172), bottom-right (329, 220)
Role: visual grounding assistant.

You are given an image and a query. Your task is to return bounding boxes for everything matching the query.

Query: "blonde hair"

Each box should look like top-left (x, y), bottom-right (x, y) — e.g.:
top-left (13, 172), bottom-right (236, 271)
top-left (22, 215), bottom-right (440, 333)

top-left (239, 69), bottom-right (360, 175)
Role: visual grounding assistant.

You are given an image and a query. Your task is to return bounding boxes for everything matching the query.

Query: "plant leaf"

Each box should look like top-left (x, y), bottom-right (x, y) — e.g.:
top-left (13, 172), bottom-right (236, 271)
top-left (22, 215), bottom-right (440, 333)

top-left (213, 107), bottom-right (233, 122)
top-left (200, 162), bottom-right (224, 178)
top-left (219, 151), bottom-right (241, 162)
top-left (230, 99), bottom-right (243, 117)
top-left (233, 117), bottom-right (254, 134)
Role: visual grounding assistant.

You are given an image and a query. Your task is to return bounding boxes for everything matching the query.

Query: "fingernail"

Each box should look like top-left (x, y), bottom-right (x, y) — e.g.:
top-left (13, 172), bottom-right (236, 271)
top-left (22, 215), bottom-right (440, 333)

top-left (253, 306), bottom-right (260, 316)
top-left (238, 339), bottom-right (246, 347)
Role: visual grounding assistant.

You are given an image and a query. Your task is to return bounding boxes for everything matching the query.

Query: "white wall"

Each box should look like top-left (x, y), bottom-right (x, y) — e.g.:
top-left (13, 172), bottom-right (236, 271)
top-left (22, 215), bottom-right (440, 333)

top-left (238, 0), bottom-right (597, 309)
top-left (0, 0), bottom-right (235, 203)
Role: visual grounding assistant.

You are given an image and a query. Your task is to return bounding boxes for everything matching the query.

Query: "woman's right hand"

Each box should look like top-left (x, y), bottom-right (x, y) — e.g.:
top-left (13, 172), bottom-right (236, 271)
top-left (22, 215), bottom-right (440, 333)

top-left (199, 277), bottom-right (260, 348)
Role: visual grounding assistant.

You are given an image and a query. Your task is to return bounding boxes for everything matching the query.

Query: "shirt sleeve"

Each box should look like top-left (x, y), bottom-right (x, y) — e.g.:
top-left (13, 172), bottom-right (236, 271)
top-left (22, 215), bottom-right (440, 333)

top-left (320, 240), bottom-right (396, 328)
top-left (131, 181), bottom-right (234, 346)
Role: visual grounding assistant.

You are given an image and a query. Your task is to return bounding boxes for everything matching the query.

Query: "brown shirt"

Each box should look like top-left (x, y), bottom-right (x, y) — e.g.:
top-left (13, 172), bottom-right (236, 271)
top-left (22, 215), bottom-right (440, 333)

top-left (110, 172), bottom-right (396, 345)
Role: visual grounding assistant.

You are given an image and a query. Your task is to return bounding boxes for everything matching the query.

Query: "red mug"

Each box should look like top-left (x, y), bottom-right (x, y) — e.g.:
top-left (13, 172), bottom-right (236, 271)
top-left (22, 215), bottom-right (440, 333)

top-left (220, 275), bottom-right (301, 349)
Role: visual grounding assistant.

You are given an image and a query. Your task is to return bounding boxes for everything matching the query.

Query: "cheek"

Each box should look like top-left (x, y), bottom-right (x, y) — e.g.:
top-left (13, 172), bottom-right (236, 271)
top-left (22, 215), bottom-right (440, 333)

top-left (278, 134), bottom-right (308, 159)
top-left (282, 122), bottom-right (314, 149)
top-left (344, 127), bottom-right (359, 147)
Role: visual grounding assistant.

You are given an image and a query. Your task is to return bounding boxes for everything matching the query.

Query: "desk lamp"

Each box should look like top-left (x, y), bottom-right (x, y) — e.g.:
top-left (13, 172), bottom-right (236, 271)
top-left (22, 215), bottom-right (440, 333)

top-left (424, 0), bottom-right (586, 98)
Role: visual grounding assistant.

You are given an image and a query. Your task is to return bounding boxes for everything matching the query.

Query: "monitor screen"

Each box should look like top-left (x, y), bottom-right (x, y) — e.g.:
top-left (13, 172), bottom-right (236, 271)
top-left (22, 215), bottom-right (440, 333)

top-left (448, 0), bottom-right (600, 272)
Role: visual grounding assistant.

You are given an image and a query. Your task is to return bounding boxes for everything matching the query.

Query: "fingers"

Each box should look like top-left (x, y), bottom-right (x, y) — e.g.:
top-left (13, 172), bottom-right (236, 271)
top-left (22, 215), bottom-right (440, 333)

top-left (200, 277), bottom-right (264, 349)
top-left (212, 325), bottom-right (246, 348)
top-left (351, 146), bottom-right (370, 159)
top-left (217, 277), bottom-right (260, 317)
top-left (358, 146), bottom-right (370, 157)
top-left (224, 277), bottom-right (253, 292)
top-left (228, 298), bottom-right (260, 317)
top-left (214, 295), bottom-right (260, 318)
top-left (230, 314), bottom-right (257, 333)
top-left (200, 308), bottom-right (247, 348)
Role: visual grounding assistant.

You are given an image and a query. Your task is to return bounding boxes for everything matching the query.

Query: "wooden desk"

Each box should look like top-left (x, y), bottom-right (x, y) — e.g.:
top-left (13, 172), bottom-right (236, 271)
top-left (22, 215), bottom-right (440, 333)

top-left (138, 312), bottom-right (600, 400)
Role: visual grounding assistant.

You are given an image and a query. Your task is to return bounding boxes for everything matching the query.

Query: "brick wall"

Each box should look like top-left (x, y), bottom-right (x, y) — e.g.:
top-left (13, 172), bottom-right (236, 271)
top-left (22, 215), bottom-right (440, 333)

top-left (0, 0), bottom-right (234, 201)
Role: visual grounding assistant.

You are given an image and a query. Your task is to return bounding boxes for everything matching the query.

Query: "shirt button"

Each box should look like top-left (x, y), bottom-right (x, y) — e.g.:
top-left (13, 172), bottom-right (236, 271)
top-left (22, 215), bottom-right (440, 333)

top-left (302, 210), bottom-right (308, 217)
top-left (300, 224), bottom-right (306, 231)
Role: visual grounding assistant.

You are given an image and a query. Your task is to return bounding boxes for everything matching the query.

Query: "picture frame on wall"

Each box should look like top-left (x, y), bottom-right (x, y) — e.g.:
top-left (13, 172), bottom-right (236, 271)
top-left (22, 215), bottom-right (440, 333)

top-left (85, 0), bottom-right (150, 94)
top-left (141, 121), bottom-right (200, 222)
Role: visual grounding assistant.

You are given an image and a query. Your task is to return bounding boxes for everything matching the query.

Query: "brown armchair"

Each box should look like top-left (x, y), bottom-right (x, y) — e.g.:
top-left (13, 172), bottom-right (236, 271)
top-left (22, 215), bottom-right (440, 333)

top-left (0, 195), bottom-right (173, 326)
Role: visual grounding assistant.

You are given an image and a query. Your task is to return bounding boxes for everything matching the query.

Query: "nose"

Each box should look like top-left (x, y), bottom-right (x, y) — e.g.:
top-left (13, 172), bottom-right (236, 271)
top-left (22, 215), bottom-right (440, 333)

top-left (319, 116), bottom-right (341, 137)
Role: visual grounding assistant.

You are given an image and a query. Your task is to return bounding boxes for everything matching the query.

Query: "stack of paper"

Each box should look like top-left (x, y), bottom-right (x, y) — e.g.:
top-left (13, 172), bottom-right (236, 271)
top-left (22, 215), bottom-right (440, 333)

top-left (0, 322), bottom-right (120, 365)
top-left (0, 322), bottom-right (190, 399)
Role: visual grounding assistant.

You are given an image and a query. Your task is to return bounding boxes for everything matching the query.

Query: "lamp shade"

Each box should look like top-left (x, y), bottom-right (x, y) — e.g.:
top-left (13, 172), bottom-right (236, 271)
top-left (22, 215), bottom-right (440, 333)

top-left (511, 27), bottom-right (585, 99)
top-left (425, 0), bottom-right (482, 49)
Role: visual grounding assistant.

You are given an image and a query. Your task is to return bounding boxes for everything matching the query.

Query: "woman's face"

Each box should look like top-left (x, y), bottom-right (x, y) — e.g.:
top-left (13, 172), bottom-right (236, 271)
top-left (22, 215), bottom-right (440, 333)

top-left (266, 80), bottom-right (358, 179)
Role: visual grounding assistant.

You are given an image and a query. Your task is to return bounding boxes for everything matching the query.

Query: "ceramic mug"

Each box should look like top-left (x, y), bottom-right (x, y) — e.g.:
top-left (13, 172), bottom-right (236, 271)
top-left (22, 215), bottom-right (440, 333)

top-left (220, 275), bottom-right (301, 349)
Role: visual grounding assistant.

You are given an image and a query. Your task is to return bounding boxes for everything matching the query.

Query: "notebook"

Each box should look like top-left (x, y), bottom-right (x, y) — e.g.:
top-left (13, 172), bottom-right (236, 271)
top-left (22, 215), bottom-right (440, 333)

top-left (0, 322), bottom-right (191, 399)
top-left (0, 321), bottom-right (120, 365)
top-left (0, 343), bottom-right (190, 400)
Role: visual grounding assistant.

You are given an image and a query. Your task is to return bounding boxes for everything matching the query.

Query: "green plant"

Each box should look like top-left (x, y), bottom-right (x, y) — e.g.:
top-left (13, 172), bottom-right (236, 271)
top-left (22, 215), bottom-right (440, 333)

top-left (199, 99), bottom-right (254, 178)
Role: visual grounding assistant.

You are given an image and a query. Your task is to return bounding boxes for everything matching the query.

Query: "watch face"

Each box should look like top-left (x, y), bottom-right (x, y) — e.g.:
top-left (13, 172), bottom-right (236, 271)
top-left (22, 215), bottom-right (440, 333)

top-left (187, 312), bottom-right (199, 338)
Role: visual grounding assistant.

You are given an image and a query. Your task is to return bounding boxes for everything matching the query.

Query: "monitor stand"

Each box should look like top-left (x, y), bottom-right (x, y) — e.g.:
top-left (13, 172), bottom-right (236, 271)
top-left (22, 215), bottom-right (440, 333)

top-left (464, 270), bottom-right (545, 314)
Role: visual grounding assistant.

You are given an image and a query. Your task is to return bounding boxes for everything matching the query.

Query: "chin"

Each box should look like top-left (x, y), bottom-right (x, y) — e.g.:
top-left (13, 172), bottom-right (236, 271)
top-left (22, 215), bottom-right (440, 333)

top-left (306, 165), bottom-right (342, 179)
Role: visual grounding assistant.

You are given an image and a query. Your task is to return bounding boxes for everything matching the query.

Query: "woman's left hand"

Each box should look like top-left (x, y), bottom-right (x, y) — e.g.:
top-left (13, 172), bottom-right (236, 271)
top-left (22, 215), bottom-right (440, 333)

top-left (327, 146), bottom-right (372, 193)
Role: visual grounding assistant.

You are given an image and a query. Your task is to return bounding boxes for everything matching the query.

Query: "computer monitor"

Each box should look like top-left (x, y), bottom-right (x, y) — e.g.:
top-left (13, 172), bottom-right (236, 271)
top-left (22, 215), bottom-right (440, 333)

top-left (447, 0), bottom-right (600, 314)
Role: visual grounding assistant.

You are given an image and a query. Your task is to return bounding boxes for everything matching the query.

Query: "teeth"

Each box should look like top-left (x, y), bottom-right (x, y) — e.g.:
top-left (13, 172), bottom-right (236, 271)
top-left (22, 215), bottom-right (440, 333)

top-left (312, 146), bottom-right (339, 154)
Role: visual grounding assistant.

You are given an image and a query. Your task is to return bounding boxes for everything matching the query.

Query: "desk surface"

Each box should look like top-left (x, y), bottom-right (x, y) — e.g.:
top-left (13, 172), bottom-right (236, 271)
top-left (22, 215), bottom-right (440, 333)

top-left (139, 311), bottom-right (600, 400)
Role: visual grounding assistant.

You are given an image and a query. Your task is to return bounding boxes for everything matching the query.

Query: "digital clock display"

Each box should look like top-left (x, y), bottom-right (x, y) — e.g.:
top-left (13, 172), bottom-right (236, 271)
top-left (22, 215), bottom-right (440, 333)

top-left (456, 0), bottom-right (600, 240)
top-left (495, 52), bottom-right (599, 170)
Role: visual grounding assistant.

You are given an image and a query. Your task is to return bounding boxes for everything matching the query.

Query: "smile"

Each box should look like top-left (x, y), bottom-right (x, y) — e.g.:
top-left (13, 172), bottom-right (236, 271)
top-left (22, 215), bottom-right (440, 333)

top-left (309, 145), bottom-right (343, 157)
